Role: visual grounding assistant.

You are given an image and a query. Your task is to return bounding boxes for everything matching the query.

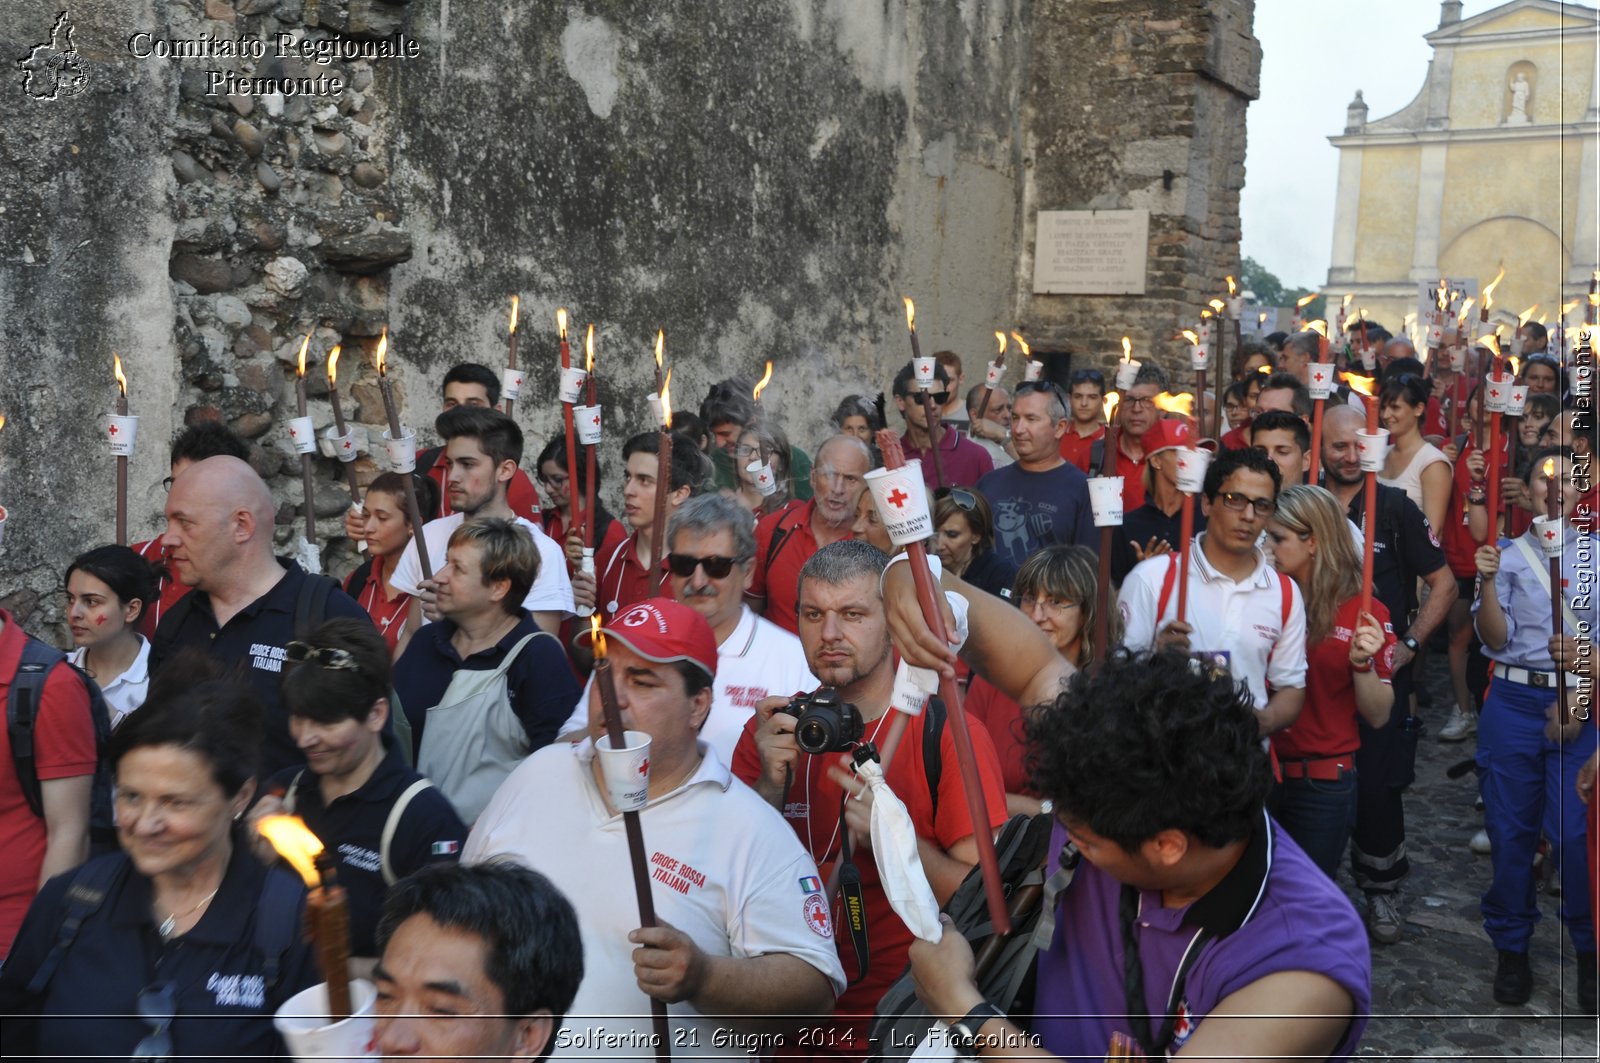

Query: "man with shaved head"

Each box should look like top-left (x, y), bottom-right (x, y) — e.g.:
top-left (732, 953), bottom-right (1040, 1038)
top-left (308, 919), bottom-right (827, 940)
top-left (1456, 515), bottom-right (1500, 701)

top-left (151, 456), bottom-right (370, 776)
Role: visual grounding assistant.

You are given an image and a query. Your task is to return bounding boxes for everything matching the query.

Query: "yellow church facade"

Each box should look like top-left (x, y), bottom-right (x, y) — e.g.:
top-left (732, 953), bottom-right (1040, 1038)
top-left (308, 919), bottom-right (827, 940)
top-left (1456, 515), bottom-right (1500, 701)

top-left (1326, 0), bottom-right (1599, 336)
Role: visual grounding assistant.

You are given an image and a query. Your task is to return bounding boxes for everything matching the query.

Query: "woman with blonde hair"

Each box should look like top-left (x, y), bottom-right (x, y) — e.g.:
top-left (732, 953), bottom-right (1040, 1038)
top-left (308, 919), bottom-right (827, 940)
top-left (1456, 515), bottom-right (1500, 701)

top-left (1264, 484), bottom-right (1395, 878)
top-left (965, 545), bottom-right (1119, 814)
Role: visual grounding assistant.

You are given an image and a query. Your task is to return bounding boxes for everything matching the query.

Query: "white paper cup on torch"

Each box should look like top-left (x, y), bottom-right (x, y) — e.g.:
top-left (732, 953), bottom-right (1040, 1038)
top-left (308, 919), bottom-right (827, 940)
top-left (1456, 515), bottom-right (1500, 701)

top-left (1484, 380), bottom-right (1509, 414)
top-left (575, 405), bottom-right (603, 446)
top-left (1426, 320), bottom-right (1445, 348)
top-left (285, 416), bottom-right (317, 455)
top-left (1175, 448), bottom-right (1211, 494)
top-left (864, 461), bottom-right (933, 546)
top-left (747, 460), bottom-right (780, 497)
top-left (1307, 365), bottom-right (1337, 400)
top-left (1227, 296), bottom-right (1244, 319)
top-left (105, 415), bottom-right (138, 457)
top-left (557, 367), bottom-right (588, 404)
top-left (1504, 385), bottom-right (1529, 417)
top-left (382, 428), bottom-right (417, 473)
top-left (646, 394), bottom-right (663, 425)
top-left (500, 366), bottom-right (525, 402)
top-left (1023, 360), bottom-right (1044, 382)
top-left (596, 730), bottom-right (653, 811)
top-left (324, 426), bottom-right (358, 463)
top-left (984, 361), bottom-right (1004, 387)
top-left (1355, 428), bottom-right (1391, 472)
top-left (1532, 516), bottom-right (1565, 559)
top-left (1115, 360), bottom-right (1142, 391)
top-left (273, 978), bottom-right (377, 1061)
top-left (1189, 345), bottom-right (1210, 372)
top-left (912, 356), bottom-right (938, 390)
top-left (1448, 346), bottom-right (1467, 373)
top-left (1088, 477), bottom-right (1124, 527)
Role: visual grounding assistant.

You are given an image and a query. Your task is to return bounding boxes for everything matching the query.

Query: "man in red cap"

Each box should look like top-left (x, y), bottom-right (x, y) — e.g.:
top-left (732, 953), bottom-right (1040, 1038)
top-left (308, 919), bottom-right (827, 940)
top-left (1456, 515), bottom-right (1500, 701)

top-left (1109, 417), bottom-right (1207, 586)
top-left (465, 598), bottom-right (844, 1057)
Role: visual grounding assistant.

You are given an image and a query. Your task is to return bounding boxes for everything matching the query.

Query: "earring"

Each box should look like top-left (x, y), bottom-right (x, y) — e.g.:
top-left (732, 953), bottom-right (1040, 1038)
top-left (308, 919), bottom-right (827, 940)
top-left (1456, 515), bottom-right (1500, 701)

top-left (233, 810), bottom-right (243, 821)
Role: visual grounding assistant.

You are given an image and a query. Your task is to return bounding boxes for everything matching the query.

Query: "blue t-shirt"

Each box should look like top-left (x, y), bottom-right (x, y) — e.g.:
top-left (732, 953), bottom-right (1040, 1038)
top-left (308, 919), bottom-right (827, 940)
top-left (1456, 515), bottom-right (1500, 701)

top-left (976, 461), bottom-right (1097, 568)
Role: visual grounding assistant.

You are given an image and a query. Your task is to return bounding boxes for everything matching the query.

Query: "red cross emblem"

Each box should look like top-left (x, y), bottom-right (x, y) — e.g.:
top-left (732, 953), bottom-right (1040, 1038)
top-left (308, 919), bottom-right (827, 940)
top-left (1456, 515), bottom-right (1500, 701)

top-left (289, 426), bottom-right (299, 437)
top-left (1313, 370), bottom-right (1326, 382)
top-left (637, 757), bottom-right (649, 778)
top-left (1545, 528), bottom-right (1557, 541)
top-left (341, 439), bottom-right (353, 451)
top-left (757, 471), bottom-right (771, 485)
top-left (1490, 386), bottom-right (1502, 399)
top-left (886, 488), bottom-right (910, 509)
top-left (514, 375), bottom-right (523, 388)
top-left (108, 424), bottom-right (119, 437)
top-left (590, 413), bottom-right (600, 427)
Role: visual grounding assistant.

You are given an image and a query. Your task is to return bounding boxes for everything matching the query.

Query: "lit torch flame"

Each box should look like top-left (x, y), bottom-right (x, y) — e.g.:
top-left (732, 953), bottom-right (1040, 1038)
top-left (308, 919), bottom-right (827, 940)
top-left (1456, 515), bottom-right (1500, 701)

top-left (556, 307), bottom-right (567, 340)
top-left (509, 296), bottom-right (520, 335)
top-left (1518, 304), bottom-right (1539, 327)
top-left (1561, 298), bottom-right (1583, 318)
top-left (1010, 331), bottom-right (1031, 358)
top-left (1480, 333), bottom-right (1502, 358)
top-left (1305, 319), bottom-right (1328, 339)
top-left (661, 368), bottom-right (673, 429)
top-left (1102, 393), bottom-right (1120, 422)
top-left (1226, 276), bottom-right (1237, 296)
top-left (257, 814), bottom-right (324, 889)
top-left (994, 331), bottom-right (1007, 356)
top-left (753, 360), bottom-right (774, 402)
top-left (0, 414), bottom-right (6, 434)
top-left (1208, 298), bottom-right (1225, 313)
top-left (589, 613), bottom-right (607, 657)
top-left (1180, 329), bottom-right (1199, 345)
top-left (585, 324), bottom-right (595, 372)
top-left (1508, 356), bottom-right (1521, 377)
top-left (1151, 392), bottom-right (1195, 419)
top-left (375, 329), bottom-right (389, 374)
top-left (1342, 372), bottom-right (1377, 398)
top-left (327, 344), bottom-right (341, 384)
top-left (1295, 294), bottom-right (1317, 311)
top-left (1342, 293), bottom-right (1354, 311)
top-left (1436, 278), bottom-right (1449, 312)
top-left (1201, 308), bottom-right (1212, 321)
top-left (1543, 457), bottom-right (1558, 483)
top-left (654, 329), bottom-right (664, 371)
top-left (1482, 265), bottom-right (1506, 309)
top-left (903, 297), bottom-right (916, 333)
top-left (113, 354), bottom-right (128, 397)
top-left (1120, 336), bottom-right (1132, 364)
top-left (296, 331), bottom-right (310, 378)
top-left (1458, 297), bottom-right (1475, 325)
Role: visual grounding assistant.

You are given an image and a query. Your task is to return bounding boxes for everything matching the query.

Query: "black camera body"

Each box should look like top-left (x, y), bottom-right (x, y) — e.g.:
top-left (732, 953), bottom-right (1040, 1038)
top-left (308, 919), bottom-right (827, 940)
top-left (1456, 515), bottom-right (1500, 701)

top-left (778, 687), bottom-right (865, 754)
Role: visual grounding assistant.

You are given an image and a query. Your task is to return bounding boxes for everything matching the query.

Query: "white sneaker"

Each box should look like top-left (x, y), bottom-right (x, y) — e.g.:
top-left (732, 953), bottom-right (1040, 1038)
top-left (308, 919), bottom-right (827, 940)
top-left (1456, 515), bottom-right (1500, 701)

top-left (1440, 708), bottom-right (1476, 742)
top-left (1470, 829), bottom-right (1491, 854)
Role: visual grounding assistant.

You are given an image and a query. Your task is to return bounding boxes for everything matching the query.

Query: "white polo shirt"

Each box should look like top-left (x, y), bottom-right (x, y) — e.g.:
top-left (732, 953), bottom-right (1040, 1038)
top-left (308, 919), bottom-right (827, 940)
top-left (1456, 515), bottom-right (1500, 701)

top-left (390, 512), bottom-right (575, 616)
top-left (1118, 533), bottom-right (1307, 708)
top-left (559, 606), bottom-right (818, 764)
top-left (464, 741), bottom-right (845, 1057)
top-left (69, 636), bottom-right (150, 730)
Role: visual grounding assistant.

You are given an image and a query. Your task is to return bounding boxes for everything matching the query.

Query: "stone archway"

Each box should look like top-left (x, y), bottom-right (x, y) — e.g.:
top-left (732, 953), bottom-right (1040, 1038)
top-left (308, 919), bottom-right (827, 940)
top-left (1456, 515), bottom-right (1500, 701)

top-left (1440, 216), bottom-right (1568, 315)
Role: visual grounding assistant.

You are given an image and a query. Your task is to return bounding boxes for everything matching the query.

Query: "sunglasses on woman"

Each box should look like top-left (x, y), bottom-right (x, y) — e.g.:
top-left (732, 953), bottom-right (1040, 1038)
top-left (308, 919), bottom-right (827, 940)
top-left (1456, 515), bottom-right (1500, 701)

top-left (285, 642), bottom-right (361, 671)
top-left (131, 982), bottom-right (176, 1061)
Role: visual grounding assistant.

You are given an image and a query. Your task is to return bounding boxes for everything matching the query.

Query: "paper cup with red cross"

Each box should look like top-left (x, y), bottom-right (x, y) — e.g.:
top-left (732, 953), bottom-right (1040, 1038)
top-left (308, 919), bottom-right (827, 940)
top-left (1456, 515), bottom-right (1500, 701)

top-left (1307, 365), bottom-right (1337, 400)
top-left (323, 425), bottom-right (358, 463)
top-left (1088, 476), bottom-right (1124, 526)
top-left (575, 405), bottom-right (603, 445)
top-left (105, 415), bottom-right (138, 457)
top-left (1023, 359), bottom-right (1044, 382)
top-left (1448, 345), bottom-right (1467, 373)
top-left (501, 366), bottom-right (526, 402)
top-left (1189, 344), bottom-right (1210, 372)
top-left (1532, 516), bottom-right (1565, 559)
top-left (557, 366), bottom-right (588, 404)
top-left (596, 730), bottom-right (653, 811)
top-left (864, 462), bottom-right (933, 546)
top-left (1504, 385), bottom-right (1529, 417)
top-left (285, 416), bottom-right (317, 455)
top-left (1115, 359), bottom-right (1142, 391)
top-left (1175, 447), bottom-right (1211, 494)
top-left (382, 427), bottom-right (417, 473)
top-left (1484, 377), bottom-right (1509, 414)
top-left (1355, 428), bottom-right (1390, 472)
top-left (747, 460), bottom-right (780, 497)
top-left (984, 361), bottom-right (1004, 387)
top-left (912, 356), bottom-right (938, 391)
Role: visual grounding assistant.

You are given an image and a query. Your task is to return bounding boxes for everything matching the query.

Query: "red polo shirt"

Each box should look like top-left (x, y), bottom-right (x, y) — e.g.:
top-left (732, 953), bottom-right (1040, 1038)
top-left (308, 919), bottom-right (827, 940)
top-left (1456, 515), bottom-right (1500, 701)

top-left (1107, 434), bottom-right (1149, 512)
top-left (424, 451), bottom-right (541, 523)
top-left (130, 538), bottom-right (191, 641)
top-left (898, 429), bottom-right (994, 490)
top-left (1059, 425), bottom-right (1104, 472)
top-left (0, 610), bottom-right (97, 957)
top-left (749, 500), bottom-right (852, 635)
top-left (595, 533), bottom-right (668, 622)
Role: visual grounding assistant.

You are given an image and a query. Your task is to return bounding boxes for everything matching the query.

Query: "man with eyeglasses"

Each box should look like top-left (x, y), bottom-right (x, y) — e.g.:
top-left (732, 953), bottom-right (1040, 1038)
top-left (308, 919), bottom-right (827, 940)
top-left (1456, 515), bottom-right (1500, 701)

top-left (1119, 447), bottom-right (1307, 737)
top-left (1059, 368), bottom-right (1107, 473)
top-left (976, 381), bottom-right (1096, 569)
top-left (1320, 403), bottom-right (1456, 945)
top-left (963, 383), bottom-right (1016, 468)
top-left (892, 361), bottom-right (994, 491)
top-left (1091, 364), bottom-right (1169, 513)
top-left (559, 495), bottom-right (816, 765)
top-left (747, 435), bottom-right (870, 634)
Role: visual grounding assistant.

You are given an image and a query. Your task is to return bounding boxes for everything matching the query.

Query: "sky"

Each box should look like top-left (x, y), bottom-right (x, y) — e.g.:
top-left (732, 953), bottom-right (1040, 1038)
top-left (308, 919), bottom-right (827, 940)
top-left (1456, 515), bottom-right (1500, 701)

top-left (1241, 0), bottom-right (1457, 290)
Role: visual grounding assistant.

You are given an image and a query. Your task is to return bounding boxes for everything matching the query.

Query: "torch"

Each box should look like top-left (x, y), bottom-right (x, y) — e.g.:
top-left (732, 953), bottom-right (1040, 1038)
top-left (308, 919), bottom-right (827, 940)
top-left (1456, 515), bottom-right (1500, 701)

top-left (588, 615), bottom-right (672, 1060)
top-left (868, 430), bottom-right (1009, 934)
top-left (257, 815), bottom-right (353, 1020)
top-left (504, 296), bottom-right (522, 421)
top-left (1292, 293), bottom-right (1316, 333)
top-left (1090, 393), bottom-right (1122, 673)
top-left (1206, 298), bottom-right (1225, 437)
top-left (292, 333), bottom-right (319, 557)
top-left (1182, 327), bottom-right (1209, 442)
top-left (374, 329), bottom-right (433, 581)
top-left (1533, 457), bottom-right (1572, 724)
top-left (110, 354), bottom-right (135, 546)
top-left (1115, 335), bottom-right (1140, 392)
top-left (649, 338), bottom-right (674, 570)
top-left (1477, 267), bottom-right (1506, 434)
top-left (1153, 393), bottom-right (1203, 626)
top-left (1013, 332), bottom-right (1040, 384)
top-left (1343, 373), bottom-right (1384, 617)
top-left (971, 331), bottom-right (1006, 433)
top-left (583, 325), bottom-right (599, 552)
top-left (752, 360), bottom-right (774, 408)
top-left (1482, 334), bottom-right (1509, 539)
top-left (903, 298), bottom-right (946, 490)
top-left (325, 345), bottom-right (363, 511)
top-left (557, 309), bottom-right (584, 541)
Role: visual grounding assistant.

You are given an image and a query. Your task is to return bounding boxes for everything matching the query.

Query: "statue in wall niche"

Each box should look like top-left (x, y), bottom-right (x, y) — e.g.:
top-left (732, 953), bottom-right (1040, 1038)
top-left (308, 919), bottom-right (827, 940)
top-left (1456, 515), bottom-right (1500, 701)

top-left (1506, 71), bottom-right (1532, 125)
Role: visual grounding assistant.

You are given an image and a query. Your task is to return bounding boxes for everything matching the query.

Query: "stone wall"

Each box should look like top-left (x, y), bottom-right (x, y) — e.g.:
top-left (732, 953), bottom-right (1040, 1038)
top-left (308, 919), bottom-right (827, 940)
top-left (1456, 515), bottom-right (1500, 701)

top-left (0, 0), bottom-right (1254, 635)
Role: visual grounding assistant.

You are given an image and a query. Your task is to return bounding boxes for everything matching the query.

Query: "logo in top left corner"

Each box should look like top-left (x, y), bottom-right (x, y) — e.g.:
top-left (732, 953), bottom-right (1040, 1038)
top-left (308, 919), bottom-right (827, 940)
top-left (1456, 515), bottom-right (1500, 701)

top-left (18, 11), bottom-right (89, 102)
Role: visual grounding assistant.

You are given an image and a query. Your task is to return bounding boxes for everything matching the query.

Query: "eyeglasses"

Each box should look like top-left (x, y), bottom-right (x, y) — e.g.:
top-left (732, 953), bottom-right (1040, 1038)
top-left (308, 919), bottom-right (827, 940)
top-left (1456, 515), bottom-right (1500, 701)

top-left (1124, 395), bottom-right (1157, 411)
top-left (1019, 594), bottom-right (1080, 614)
top-left (285, 642), bottom-right (361, 671)
top-left (161, 476), bottom-right (176, 492)
top-left (131, 982), bottom-right (175, 1062)
top-left (1217, 491), bottom-right (1277, 517)
top-left (666, 553), bottom-right (747, 579)
top-left (536, 471), bottom-right (570, 488)
top-left (934, 487), bottom-right (978, 511)
top-left (735, 444), bottom-right (765, 460)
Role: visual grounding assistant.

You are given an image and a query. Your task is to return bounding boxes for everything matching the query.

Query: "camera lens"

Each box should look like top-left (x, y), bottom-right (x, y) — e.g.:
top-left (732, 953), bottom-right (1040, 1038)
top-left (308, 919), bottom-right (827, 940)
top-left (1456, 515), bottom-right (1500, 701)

top-left (796, 716), bottom-right (834, 755)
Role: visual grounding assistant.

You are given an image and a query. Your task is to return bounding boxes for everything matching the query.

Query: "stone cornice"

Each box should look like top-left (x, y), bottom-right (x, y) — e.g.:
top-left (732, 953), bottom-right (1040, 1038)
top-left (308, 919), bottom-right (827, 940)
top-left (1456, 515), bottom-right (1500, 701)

top-left (1330, 120), bottom-right (1597, 147)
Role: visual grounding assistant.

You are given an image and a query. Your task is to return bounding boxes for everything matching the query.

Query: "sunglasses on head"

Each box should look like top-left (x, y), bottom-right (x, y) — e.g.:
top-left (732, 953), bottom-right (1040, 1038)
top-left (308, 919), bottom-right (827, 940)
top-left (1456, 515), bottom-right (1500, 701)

top-left (1068, 368), bottom-right (1106, 387)
top-left (666, 553), bottom-right (746, 578)
top-left (285, 642), bottom-right (361, 671)
top-left (933, 486), bottom-right (978, 511)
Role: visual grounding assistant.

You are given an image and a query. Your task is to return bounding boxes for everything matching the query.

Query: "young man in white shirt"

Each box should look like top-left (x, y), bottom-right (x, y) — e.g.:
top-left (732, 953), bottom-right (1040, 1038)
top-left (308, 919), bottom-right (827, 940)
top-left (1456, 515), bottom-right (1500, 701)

top-left (1119, 446), bottom-right (1307, 735)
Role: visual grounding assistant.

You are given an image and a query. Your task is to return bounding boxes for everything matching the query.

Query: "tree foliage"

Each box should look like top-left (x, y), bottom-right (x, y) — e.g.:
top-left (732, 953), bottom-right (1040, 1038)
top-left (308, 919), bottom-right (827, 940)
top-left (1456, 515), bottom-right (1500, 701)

top-left (1241, 256), bottom-right (1323, 320)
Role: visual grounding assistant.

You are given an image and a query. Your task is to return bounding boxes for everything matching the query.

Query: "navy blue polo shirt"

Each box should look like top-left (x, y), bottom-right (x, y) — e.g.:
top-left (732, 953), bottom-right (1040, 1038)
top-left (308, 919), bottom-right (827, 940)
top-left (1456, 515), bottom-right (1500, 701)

top-left (150, 560), bottom-right (371, 778)
top-left (392, 612), bottom-right (581, 764)
top-left (1344, 483), bottom-right (1446, 625)
top-left (268, 738), bottom-right (468, 956)
top-left (0, 844), bottom-right (319, 1058)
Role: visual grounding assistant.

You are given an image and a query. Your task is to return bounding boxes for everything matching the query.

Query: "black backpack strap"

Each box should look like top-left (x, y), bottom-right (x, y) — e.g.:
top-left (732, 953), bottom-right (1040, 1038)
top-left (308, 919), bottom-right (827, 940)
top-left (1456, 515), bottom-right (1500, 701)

top-left (7, 639), bottom-right (70, 818)
top-left (761, 502), bottom-right (808, 576)
top-left (24, 855), bottom-right (130, 995)
top-left (1089, 439), bottom-right (1105, 474)
top-left (345, 558), bottom-right (376, 600)
top-left (255, 868), bottom-right (305, 995)
top-left (923, 696), bottom-right (946, 826)
top-left (294, 575), bottom-right (338, 639)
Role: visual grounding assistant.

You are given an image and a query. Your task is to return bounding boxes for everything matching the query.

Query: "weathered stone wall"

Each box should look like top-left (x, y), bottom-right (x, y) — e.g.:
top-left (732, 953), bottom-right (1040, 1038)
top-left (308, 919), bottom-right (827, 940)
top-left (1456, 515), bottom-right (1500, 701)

top-left (0, 0), bottom-right (1254, 635)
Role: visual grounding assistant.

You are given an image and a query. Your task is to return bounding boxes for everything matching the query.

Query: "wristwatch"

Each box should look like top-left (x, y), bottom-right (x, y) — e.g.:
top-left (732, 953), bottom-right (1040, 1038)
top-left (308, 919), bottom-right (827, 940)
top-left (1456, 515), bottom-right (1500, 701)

top-left (951, 1001), bottom-right (1005, 1056)
top-left (1400, 635), bottom-right (1421, 654)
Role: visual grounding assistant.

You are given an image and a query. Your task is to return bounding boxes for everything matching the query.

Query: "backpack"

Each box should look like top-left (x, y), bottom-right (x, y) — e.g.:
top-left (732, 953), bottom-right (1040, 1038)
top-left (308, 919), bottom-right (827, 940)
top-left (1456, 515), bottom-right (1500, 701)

top-left (867, 812), bottom-right (1060, 1061)
top-left (22, 852), bottom-right (301, 998)
top-left (283, 771), bottom-right (436, 885)
top-left (6, 637), bottom-right (117, 854)
top-left (1153, 551), bottom-right (1294, 651)
top-left (152, 569), bottom-right (339, 666)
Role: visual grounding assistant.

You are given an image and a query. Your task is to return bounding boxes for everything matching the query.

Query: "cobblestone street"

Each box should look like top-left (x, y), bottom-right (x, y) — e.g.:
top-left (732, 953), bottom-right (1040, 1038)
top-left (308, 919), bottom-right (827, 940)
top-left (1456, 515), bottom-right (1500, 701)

top-left (1355, 657), bottom-right (1598, 1060)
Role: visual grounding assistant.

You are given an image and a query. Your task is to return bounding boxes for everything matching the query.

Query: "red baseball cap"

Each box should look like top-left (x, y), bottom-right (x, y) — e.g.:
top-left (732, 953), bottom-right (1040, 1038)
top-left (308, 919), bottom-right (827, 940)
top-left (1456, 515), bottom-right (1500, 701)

top-left (1141, 418), bottom-right (1196, 457)
top-left (574, 598), bottom-right (718, 680)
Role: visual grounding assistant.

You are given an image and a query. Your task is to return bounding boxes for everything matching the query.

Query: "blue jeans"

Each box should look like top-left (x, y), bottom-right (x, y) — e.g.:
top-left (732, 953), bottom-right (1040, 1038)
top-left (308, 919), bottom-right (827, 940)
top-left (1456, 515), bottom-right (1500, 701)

top-left (1271, 769), bottom-right (1358, 879)
top-left (1475, 675), bottom-right (1598, 953)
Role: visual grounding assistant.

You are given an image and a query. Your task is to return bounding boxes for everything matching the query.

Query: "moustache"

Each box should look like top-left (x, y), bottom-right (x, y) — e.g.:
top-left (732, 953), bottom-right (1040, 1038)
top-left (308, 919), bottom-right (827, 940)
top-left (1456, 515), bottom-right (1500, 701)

top-left (681, 585), bottom-right (719, 599)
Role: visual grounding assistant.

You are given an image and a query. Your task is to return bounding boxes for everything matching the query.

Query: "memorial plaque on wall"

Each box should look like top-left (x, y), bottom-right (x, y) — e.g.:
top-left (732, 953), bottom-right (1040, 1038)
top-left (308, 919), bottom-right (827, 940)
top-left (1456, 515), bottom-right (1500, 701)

top-left (1032, 209), bottom-right (1149, 295)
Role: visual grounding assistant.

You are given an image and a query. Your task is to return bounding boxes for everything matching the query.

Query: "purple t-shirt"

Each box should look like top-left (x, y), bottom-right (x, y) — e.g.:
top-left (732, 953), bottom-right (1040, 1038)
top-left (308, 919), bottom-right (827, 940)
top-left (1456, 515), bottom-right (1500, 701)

top-left (899, 429), bottom-right (994, 490)
top-left (1033, 814), bottom-right (1370, 1060)
top-left (975, 461), bottom-right (1097, 568)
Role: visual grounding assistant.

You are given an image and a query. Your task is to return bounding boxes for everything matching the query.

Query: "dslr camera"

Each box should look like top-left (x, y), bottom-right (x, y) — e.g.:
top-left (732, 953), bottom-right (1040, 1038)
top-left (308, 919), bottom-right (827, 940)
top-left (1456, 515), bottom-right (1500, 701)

top-left (777, 687), bottom-right (865, 754)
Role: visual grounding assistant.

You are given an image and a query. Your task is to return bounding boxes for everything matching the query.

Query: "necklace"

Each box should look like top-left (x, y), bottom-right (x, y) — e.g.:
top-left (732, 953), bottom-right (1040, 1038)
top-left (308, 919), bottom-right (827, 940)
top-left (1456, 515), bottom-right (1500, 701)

top-left (157, 886), bottom-right (221, 940)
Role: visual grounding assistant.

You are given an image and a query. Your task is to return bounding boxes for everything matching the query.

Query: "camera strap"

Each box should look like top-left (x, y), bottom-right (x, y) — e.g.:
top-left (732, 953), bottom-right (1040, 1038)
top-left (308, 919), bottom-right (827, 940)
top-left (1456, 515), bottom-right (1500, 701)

top-left (835, 790), bottom-right (872, 987)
